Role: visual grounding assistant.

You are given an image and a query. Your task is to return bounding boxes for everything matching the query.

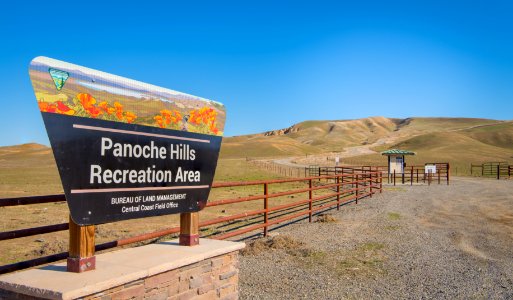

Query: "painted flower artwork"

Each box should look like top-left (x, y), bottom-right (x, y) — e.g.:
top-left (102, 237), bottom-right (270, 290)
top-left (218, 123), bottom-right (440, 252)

top-left (29, 57), bottom-right (225, 136)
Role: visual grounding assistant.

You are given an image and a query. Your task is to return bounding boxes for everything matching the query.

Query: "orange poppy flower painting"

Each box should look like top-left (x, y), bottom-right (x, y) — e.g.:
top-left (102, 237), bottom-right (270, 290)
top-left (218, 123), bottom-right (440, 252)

top-left (29, 57), bottom-right (225, 136)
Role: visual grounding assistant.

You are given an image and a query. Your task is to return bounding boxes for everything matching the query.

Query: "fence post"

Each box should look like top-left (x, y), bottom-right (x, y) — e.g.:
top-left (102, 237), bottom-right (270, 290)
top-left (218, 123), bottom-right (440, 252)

top-left (308, 179), bottom-right (313, 222)
top-left (402, 171), bottom-right (405, 184)
top-left (67, 215), bottom-right (95, 273)
top-left (447, 163), bottom-right (450, 185)
top-left (416, 169), bottom-right (419, 183)
top-left (264, 183), bottom-right (269, 237)
top-left (355, 174), bottom-right (359, 204)
top-left (410, 166), bottom-right (413, 186)
top-left (497, 165), bottom-right (500, 180)
top-left (369, 172), bottom-right (373, 198)
top-left (336, 176), bottom-right (340, 210)
top-left (438, 169), bottom-right (441, 184)
top-left (179, 212), bottom-right (199, 246)
top-left (379, 172), bottom-right (383, 194)
top-left (393, 170), bottom-right (396, 186)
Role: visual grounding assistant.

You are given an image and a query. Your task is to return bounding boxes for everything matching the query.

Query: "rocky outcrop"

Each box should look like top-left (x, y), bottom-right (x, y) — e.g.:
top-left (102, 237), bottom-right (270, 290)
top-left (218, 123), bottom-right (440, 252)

top-left (263, 125), bottom-right (299, 136)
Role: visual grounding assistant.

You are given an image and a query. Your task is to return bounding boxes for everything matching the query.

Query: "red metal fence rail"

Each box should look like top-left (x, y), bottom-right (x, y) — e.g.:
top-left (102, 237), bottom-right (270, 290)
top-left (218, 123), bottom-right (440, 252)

top-left (249, 159), bottom-right (450, 186)
top-left (0, 169), bottom-right (382, 274)
top-left (318, 163), bottom-right (449, 185)
top-left (470, 162), bottom-right (511, 179)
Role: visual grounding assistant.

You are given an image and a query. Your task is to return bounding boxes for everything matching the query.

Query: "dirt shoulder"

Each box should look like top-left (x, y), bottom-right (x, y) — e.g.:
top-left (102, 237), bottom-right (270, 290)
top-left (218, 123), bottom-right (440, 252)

top-left (238, 177), bottom-right (513, 299)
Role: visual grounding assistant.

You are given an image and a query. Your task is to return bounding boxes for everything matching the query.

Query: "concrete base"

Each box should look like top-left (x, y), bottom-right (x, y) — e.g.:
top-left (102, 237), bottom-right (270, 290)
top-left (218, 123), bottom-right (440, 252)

top-left (0, 238), bottom-right (245, 300)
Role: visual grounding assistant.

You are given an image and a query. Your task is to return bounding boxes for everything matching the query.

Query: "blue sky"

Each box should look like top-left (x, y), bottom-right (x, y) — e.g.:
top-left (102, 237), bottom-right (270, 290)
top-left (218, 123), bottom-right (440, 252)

top-left (0, 1), bottom-right (512, 146)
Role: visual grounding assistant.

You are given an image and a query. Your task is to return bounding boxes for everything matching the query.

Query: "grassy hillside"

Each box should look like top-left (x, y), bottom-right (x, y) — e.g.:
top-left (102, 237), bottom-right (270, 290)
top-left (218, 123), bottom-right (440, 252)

top-left (340, 122), bottom-right (513, 175)
top-left (1, 117), bottom-right (511, 196)
top-left (460, 121), bottom-right (513, 150)
top-left (220, 135), bottom-right (323, 158)
top-left (221, 116), bottom-right (399, 158)
top-left (0, 144), bottom-right (61, 197)
top-left (221, 117), bottom-right (507, 159)
top-left (394, 117), bottom-right (500, 134)
top-left (220, 117), bottom-right (513, 176)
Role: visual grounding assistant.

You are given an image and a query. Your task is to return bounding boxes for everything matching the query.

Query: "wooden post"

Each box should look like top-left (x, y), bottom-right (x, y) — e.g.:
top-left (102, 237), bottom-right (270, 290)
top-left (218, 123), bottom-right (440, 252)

top-left (497, 165), bottom-right (500, 180)
top-left (179, 212), bottom-right (199, 246)
top-left (263, 183), bottom-right (269, 237)
top-left (410, 166), bottom-right (413, 186)
top-left (393, 170), bottom-right (396, 186)
top-left (67, 215), bottom-right (95, 273)
top-left (416, 169), bottom-right (419, 183)
top-left (336, 176), bottom-right (340, 210)
top-left (308, 179), bottom-right (313, 222)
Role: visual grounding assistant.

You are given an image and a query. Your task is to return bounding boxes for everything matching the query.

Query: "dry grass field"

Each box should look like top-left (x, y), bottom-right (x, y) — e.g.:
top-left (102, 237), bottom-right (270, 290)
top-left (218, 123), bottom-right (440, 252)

top-left (0, 116), bottom-right (512, 269)
top-left (0, 145), bottom-right (315, 265)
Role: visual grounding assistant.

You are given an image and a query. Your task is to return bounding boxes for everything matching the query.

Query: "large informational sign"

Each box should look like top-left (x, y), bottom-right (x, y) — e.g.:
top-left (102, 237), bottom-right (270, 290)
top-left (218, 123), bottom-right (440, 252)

top-left (29, 57), bottom-right (226, 225)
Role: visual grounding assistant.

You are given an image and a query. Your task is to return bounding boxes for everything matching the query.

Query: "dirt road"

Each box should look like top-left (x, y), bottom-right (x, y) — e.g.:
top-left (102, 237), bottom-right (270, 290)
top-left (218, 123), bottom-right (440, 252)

top-left (239, 177), bottom-right (513, 299)
top-left (271, 145), bottom-right (377, 168)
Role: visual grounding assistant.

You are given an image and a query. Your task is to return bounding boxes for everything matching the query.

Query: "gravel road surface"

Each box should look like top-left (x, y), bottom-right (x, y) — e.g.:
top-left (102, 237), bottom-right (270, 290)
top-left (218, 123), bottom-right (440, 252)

top-left (239, 177), bottom-right (513, 299)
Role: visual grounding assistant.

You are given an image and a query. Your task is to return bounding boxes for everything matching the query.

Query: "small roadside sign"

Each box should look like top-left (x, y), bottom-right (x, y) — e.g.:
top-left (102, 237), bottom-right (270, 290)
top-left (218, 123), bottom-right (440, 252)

top-left (425, 164), bottom-right (437, 174)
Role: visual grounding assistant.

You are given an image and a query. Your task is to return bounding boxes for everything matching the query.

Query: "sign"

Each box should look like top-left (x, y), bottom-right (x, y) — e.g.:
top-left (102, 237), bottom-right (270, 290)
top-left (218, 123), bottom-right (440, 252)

top-left (29, 57), bottom-right (226, 225)
top-left (425, 164), bottom-right (437, 174)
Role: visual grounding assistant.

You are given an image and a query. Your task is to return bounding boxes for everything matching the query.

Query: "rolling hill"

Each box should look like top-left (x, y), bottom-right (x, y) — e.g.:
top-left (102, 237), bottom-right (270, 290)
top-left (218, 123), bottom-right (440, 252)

top-left (220, 117), bottom-right (510, 158)
top-left (1, 117), bottom-right (512, 196)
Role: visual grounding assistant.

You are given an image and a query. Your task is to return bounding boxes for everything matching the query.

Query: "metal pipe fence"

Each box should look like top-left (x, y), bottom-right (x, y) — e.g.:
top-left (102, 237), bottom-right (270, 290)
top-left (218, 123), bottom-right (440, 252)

top-left (0, 169), bottom-right (382, 274)
top-left (317, 163), bottom-right (450, 185)
top-left (470, 162), bottom-right (511, 179)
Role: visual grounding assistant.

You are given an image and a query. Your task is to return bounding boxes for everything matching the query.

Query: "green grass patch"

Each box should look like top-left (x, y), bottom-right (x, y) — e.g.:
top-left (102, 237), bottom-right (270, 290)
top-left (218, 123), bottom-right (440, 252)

top-left (359, 242), bottom-right (385, 251)
top-left (387, 212), bottom-right (401, 220)
top-left (384, 225), bottom-right (400, 231)
top-left (384, 187), bottom-right (406, 192)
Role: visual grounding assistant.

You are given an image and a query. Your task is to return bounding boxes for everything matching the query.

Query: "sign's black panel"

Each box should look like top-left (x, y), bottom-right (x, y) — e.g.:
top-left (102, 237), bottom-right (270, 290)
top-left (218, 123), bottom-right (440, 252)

top-left (43, 113), bottom-right (222, 225)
